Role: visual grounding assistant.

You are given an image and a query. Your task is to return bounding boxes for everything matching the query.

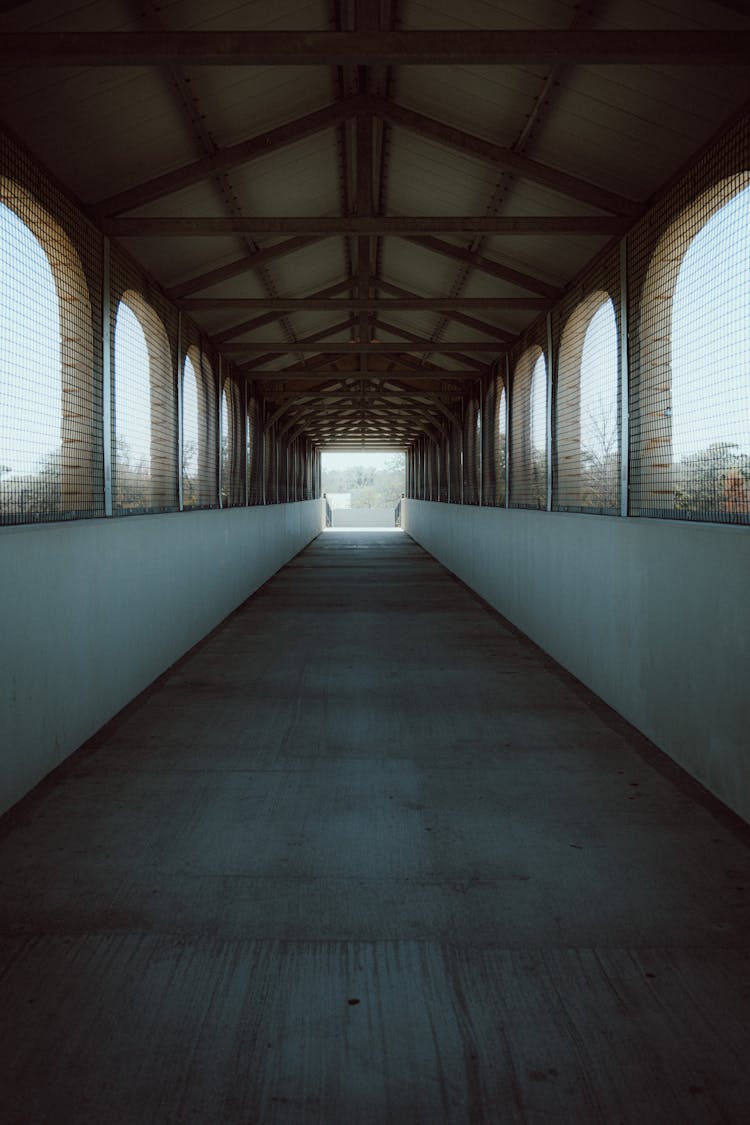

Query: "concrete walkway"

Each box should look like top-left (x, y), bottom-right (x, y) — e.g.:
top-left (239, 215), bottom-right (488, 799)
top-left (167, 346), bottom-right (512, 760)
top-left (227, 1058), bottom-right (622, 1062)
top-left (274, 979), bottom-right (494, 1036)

top-left (2, 530), bottom-right (749, 1123)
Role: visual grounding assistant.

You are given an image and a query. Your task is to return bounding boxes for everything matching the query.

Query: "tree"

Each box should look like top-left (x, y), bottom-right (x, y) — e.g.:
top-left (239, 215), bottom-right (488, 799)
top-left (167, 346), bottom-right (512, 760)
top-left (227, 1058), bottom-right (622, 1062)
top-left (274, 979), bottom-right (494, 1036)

top-left (674, 442), bottom-right (750, 520)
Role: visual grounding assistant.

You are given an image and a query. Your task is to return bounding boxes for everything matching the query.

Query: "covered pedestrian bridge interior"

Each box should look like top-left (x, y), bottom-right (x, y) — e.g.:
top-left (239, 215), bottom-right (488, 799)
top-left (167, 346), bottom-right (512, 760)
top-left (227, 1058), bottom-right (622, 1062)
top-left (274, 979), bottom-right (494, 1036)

top-left (1, 2), bottom-right (750, 1120)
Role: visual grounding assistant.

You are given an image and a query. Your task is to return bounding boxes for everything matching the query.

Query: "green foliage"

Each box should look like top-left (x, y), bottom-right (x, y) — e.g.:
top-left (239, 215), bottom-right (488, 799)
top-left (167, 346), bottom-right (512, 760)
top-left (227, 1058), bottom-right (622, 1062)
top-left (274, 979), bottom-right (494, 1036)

top-left (322, 455), bottom-right (405, 509)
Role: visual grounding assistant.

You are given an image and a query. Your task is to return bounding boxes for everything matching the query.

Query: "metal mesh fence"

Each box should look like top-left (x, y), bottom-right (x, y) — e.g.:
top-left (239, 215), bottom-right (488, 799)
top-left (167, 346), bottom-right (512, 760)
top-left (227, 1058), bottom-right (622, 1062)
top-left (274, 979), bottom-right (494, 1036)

top-left (1, 134), bottom-right (103, 525)
top-left (265, 422), bottom-right (278, 504)
top-left (111, 245), bottom-right (178, 514)
top-left (181, 321), bottom-right (218, 510)
top-left (629, 114), bottom-right (750, 524)
top-left (428, 437), bottom-right (440, 501)
top-left (462, 393), bottom-right (481, 505)
top-left (247, 387), bottom-right (265, 505)
top-left (482, 365), bottom-right (507, 507)
top-left (220, 370), bottom-right (245, 508)
top-left (438, 432), bottom-right (450, 502)
top-left (4, 107), bottom-right (750, 530)
top-left (413, 436), bottom-right (425, 499)
top-left (552, 247), bottom-right (621, 514)
top-left (509, 320), bottom-right (548, 510)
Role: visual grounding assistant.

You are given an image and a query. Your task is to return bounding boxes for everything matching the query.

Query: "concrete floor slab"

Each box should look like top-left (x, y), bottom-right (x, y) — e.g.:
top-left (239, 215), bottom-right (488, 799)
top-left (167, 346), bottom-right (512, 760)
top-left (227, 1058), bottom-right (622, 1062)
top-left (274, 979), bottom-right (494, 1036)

top-left (1, 530), bottom-right (749, 1122)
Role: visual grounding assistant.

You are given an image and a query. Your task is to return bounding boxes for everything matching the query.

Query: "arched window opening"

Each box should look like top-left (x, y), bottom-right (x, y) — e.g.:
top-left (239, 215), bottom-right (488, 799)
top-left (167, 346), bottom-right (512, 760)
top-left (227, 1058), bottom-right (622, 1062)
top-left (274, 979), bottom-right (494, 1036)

top-left (114, 291), bottom-right (174, 512)
top-left (220, 383), bottom-right (231, 508)
top-left (497, 383), bottom-right (507, 506)
top-left (182, 352), bottom-right (200, 508)
top-left (246, 412), bottom-right (252, 502)
top-left (247, 391), bottom-right (263, 505)
top-left (672, 185), bottom-right (750, 519)
top-left (556, 291), bottom-right (619, 512)
top-left (637, 174), bottom-right (750, 521)
top-left (0, 178), bottom-right (95, 524)
top-left (462, 395), bottom-right (480, 505)
top-left (510, 346), bottom-right (547, 509)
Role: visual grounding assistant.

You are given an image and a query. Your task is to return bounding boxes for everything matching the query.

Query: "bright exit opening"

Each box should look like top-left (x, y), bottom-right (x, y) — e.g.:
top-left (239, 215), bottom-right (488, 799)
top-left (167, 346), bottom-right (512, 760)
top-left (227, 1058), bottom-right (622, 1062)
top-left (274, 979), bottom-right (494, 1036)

top-left (321, 448), bottom-right (405, 529)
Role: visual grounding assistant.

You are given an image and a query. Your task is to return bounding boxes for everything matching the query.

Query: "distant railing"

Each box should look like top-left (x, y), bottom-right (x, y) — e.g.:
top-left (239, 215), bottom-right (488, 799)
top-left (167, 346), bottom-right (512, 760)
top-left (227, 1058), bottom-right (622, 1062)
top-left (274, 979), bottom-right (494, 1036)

top-left (325, 497), bottom-right (333, 527)
top-left (394, 500), bottom-right (401, 527)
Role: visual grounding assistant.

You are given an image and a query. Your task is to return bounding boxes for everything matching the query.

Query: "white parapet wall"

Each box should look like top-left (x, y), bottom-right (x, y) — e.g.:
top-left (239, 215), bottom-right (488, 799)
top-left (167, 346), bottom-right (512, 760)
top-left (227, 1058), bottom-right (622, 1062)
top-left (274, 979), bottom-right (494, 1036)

top-left (0, 500), bottom-right (324, 816)
top-left (403, 499), bottom-right (750, 824)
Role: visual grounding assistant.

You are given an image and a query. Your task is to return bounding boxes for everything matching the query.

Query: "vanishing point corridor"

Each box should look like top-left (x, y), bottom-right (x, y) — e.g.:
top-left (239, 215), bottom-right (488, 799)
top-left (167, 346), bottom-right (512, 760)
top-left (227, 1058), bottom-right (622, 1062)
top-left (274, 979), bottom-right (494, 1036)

top-left (2, 530), bottom-right (749, 1123)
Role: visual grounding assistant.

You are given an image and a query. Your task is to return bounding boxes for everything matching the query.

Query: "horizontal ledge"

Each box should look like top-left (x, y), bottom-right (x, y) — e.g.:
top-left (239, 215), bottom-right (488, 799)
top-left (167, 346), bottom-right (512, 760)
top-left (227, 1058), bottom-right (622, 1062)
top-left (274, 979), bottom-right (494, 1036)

top-left (104, 215), bottom-right (627, 236)
top-left (181, 297), bottom-right (551, 310)
top-left (1, 30), bottom-right (749, 65)
top-left (226, 342), bottom-right (504, 354)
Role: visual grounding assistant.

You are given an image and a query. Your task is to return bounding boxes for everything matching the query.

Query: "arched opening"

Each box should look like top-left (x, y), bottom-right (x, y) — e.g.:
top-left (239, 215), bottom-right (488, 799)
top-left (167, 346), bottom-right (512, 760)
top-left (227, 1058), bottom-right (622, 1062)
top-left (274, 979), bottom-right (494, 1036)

top-left (637, 174), bottom-right (750, 520)
top-left (114, 290), bottom-right (174, 512)
top-left (220, 383), bottom-right (231, 508)
top-left (511, 346), bottom-right (547, 509)
top-left (497, 381), bottom-right (507, 506)
top-left (556, 291), bottom-right (619, 512)
top-left (0, 178), bottom-right (94, 523)
top-left (182, 350), bottom-right (200, 508)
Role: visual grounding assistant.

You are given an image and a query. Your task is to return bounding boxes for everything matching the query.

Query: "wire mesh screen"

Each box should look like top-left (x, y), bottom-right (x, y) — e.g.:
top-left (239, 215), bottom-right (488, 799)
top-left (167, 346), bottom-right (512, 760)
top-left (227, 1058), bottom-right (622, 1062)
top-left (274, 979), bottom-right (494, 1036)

top-left (265, 422), bottom-right (278, 504)
top-left (181, 325), bottom-right (218, 510)
top-left (286, 440), bottom-right (297, 502)
top-left (111, 246), bottom-right (178, 514)
top-left (462, 394), bottom-right (481, 505)
top-left (305, 439), bottom-right (316, 500)
top-left (247, 387), bottom-right (264, 505)
top-left (220, 371), bottom-right (245, 508)
top-left (629, 114), bottom-right (750, 523)
top-left (293, 439), bottom-right (303, 501)
top-left (428, 437), bottom-right (440, 501)
top-left (298, 440), bottom-right (308, 500)
top-left (277, 438), bottom-right (289, 504)
top-left (482, 366), bottom-right (507, 506)
top-left (553, 247), bottom-right (621, 514)
top-left (509, 330), bottom-right (548, 510)
top-left (448, 425), bottom-right (462, 502)
top-left (413, 436), bottom-right (425, 499)
top-left (1, 133), bottom-right (103, 525)
top-left (438, 432), bottom-right (450, 502)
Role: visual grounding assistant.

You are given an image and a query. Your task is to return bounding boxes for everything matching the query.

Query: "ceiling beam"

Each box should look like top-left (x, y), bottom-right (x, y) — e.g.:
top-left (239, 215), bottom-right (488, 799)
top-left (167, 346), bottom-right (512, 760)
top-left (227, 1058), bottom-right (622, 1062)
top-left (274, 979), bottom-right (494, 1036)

top-left (168, 236), bottom-right (320, 299)
top-left (266, 387), bottom-right (460, 401)
top-left (373, 279), bottom-right (515, 341)
top-left (375, 319), bottom-right (493, 369)
top-left (250, 368), bottom-right (483, 381)
top-left (240, 317), bottom-right (359, 370)
top-left (356, 87), bottom-right (374, 365)
top-left (367, 96), bottom-right (640, 216)
top-left (4, 30), bottom-right (750, 66)
top-left (403, 235), bottom-right (561, 298)
top-left (92, 100), bottom-right (362, 216)
top-left (180, 296), bottom-right (549, 310)
top-left (379, 352), bottom-right (487, 377)
top-left (103, 214), bottom-right (627, 236)
top-left (213, 279), bottom-right (353, 344)
top-left (224, 341), bottom-right (504, 354)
